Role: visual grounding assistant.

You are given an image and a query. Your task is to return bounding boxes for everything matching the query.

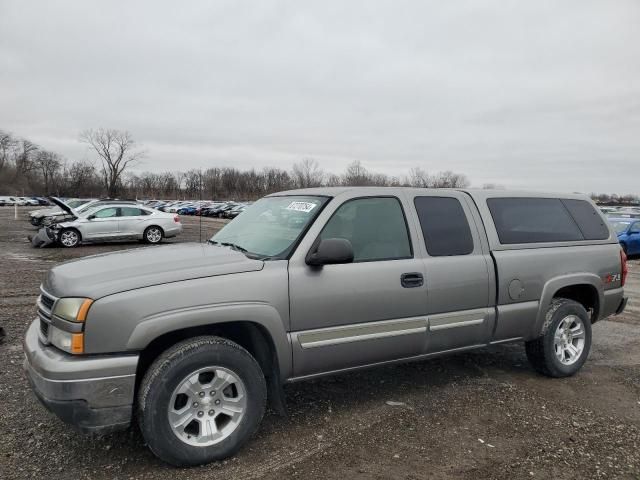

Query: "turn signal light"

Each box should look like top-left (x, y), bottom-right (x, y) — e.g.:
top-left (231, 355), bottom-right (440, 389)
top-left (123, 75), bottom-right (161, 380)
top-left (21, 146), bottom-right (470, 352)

top-left (71, 333), bottom-right (84, 354)
top-left (174, 215), bottom-right (180, 223)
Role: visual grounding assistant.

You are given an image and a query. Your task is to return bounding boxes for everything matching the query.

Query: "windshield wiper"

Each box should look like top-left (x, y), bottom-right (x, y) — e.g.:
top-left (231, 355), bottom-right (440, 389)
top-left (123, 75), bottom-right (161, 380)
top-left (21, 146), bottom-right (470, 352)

top-left (208, 239), bottom-right (269, 260)
top-left (220, 242), bottom-right (249, 254)
top-left (209, 239), bottom-right (249, 254)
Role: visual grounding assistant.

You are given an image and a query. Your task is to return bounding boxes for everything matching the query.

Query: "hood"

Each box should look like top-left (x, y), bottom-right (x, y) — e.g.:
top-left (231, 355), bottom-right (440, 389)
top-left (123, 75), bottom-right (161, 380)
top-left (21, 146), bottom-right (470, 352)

top-left (48, 196), bottom-right (74, 214)
top-left (31, 206), bottom-right (63, 218)
top-left (43, 243), bottom-right (264, 298)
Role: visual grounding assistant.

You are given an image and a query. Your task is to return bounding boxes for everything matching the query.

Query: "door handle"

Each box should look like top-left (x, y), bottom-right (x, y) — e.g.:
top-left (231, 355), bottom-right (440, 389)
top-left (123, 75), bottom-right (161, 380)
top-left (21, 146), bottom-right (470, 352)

top-left (401, 272), bottom-right (424, 288)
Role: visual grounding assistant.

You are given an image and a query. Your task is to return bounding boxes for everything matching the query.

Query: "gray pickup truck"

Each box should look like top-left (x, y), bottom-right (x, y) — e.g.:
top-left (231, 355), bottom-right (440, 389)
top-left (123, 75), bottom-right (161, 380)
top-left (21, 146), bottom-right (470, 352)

top-left (24, 187), bottom-right (628, 466)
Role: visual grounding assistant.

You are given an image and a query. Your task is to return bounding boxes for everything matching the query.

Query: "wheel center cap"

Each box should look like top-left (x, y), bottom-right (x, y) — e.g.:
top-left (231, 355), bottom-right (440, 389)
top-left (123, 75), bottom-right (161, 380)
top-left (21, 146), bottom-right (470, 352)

top-left (201, 396), bottom-right (212, 406)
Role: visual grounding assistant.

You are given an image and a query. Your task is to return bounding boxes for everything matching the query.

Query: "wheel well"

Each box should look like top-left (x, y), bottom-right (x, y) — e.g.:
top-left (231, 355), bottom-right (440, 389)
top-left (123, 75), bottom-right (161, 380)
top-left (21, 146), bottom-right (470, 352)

top-left (145, 225), bottom-right (164, 234)
top-left (61, 227), bottom-right (82, 240)
top-left (135, 321), bottom-right (277, 391)
top-left (554, 284), bottom-right (599, 322)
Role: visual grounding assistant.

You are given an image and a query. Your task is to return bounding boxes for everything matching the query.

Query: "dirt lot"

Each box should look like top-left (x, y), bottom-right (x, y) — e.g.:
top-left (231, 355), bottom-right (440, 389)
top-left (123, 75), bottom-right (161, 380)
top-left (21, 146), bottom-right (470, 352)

top-left (1, 206), bottom-right (640, 480)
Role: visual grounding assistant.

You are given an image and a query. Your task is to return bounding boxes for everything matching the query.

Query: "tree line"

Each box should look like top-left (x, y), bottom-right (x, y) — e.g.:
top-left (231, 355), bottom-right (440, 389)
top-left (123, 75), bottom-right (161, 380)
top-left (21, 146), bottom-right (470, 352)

top-left (3, 127), bottom-right (636, 203)
top-left (0, 128), bottom-right (473, 200)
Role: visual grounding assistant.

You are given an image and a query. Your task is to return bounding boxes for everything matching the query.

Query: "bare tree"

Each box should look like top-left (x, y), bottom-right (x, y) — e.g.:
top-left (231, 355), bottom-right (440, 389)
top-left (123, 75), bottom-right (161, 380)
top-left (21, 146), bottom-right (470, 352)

top-left (342, 160), bottom-right (370, 186)
top-left (0, 130), bottom-right (17, 171)
top-left (80, 128), bottom-right (145, 197)
top-left (408, 167), bottom-right (431, 187)
top-left (34, 151), bottom-right (62, 194)
top-left (430, 170), bottom-right (470, 188)
top-left (291, 158), bottom-right (324, 188)
top-left (14, 139), bottom-right (38, 175)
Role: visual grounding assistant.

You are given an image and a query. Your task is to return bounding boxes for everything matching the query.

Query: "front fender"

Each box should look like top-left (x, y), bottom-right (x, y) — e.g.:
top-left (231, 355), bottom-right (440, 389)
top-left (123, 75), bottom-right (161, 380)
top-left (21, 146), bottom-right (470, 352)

top-left (530, 273), bottom-right (603, 338)
top-left (126, 301), bottom-right (292, 378)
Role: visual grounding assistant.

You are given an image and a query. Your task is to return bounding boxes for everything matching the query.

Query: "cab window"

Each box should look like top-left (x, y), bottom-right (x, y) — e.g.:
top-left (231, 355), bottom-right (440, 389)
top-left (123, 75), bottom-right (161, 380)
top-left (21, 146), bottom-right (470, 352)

top-left (319, 197), bottom-right (412, 262)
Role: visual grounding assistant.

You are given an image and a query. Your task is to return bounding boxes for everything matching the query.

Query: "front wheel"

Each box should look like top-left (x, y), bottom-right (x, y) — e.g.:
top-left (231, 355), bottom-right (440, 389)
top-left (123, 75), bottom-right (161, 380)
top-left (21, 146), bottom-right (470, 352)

top-left (525, 298), bottom-right (592, 378)
top-left (137, 336), bottom-right (267, 466)
top-left (58, 228), bottom-right (80, 248)
top-left (144, 226), bottom-right (164, 244)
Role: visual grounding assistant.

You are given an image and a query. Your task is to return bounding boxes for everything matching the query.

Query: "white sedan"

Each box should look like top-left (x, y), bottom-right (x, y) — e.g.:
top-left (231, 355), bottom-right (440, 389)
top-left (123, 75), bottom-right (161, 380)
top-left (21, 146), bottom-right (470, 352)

top-left (50, 203), bottom-right (183, 247)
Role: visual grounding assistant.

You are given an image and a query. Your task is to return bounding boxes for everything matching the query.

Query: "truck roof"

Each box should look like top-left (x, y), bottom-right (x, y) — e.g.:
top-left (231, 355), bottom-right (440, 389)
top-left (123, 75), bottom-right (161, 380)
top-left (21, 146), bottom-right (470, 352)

top-left (268, 186), bottom-right (592, 202)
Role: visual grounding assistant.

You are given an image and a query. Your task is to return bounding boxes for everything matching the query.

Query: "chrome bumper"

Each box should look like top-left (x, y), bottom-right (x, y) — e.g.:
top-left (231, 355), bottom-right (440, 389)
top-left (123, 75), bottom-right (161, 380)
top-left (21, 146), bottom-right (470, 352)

top-left (23, 320), bottom-right (139, 433)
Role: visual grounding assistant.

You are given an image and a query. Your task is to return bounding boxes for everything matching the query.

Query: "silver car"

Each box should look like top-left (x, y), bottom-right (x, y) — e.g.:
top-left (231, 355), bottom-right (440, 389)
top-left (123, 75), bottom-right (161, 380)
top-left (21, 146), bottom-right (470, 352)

top-left (50, 202), bottom-right (183, 247)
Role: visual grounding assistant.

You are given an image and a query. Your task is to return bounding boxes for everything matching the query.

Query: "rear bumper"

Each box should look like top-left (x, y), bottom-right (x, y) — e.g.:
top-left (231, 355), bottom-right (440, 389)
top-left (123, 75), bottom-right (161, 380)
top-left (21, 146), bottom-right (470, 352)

top-left (164, 224), bottom-right (183, 238)
top-left (23, 320), bottom-right (139, 434)
top-left (601, 287), bottom-right (626, 320)
top-left (615, 296), bottom-right (628, 315)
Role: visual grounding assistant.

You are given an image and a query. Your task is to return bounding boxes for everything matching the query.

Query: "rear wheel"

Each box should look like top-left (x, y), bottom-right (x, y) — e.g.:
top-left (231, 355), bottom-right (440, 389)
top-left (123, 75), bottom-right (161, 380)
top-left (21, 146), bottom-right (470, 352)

top-left (144, 226), bottom-right (163, 244)
top-left (525, 298), bottom-right (591, 377)
top-left (137, 336), bottom-right (267, 466)
top-left (58, 228), bottom-right (80, 248)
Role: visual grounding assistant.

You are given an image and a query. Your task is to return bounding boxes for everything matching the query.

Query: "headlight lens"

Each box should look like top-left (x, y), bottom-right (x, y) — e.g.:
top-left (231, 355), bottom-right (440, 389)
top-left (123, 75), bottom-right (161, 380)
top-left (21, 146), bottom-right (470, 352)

top-left (52, 297), bottom-right (93, 322)
top-left (49, 325), bottom-right (84, 354)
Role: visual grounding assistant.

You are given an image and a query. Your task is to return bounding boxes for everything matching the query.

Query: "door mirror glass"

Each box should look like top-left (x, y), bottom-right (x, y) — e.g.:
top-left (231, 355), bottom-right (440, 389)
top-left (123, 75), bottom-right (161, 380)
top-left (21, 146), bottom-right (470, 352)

top-left (306, 238), bottom-right (354, 266)
top-left (87, 214), bottom-right (95, 220)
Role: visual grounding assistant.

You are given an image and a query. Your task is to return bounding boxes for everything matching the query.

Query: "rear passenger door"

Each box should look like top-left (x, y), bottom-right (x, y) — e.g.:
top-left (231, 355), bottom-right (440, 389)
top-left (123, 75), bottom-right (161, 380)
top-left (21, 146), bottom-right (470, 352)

top-left (408, 192), bottom-right (494, 353)
top-left (118, 207), bottom-right (149, 237)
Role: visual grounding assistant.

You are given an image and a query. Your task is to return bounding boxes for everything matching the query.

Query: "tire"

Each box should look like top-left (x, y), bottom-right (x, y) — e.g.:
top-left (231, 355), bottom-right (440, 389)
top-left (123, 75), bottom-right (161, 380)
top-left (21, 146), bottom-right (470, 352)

top-left (58, 228), bottom-right (81, 248)
top-left (143, 225), bottom-right (164, 244)
top-left (525, 298), bottom-right (592, 378)
top-left (137, 336), bottom-right (267, 467)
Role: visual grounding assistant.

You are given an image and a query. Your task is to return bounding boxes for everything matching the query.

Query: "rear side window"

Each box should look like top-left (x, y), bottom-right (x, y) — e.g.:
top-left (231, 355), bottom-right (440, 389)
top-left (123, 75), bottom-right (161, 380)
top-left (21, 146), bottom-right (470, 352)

top-left (487, 198), bottom-right (589, 244)
top-left (320, 197), bottom-right (412, 262)
top-left (414, 197), bottom-right (474, 256)
top-left (120, 207), bottom-right (150, 216)
top-left (561, 199), bottom-right (609, 240)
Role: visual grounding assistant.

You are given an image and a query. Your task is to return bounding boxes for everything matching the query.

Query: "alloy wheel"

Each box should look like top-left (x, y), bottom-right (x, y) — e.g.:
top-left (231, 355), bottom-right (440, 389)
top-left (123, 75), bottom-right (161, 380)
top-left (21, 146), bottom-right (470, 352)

top-left (553, 315), bottom-right (586, 365)
top-left (168, 366), bottom-right (247, 447)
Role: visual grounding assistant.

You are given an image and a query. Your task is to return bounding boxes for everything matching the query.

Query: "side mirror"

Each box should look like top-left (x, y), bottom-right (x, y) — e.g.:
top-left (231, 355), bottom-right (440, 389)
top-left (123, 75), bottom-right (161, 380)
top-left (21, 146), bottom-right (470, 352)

top-left (306, 238), bottom-right (354, 266)
top-left (87, 214), bottom-right (95, 220)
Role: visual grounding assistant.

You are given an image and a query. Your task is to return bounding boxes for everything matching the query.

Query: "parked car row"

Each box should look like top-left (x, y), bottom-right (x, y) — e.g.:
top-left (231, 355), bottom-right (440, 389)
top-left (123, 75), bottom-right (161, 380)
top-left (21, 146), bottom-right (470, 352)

top-left (0, 195), bottom-right (51, 206)
top-left (601, 206), bottom-right (640, 219)
top-left (140, 199), bottom-right (251, 219)
top-left (27, 197), bottom-right (183, 248)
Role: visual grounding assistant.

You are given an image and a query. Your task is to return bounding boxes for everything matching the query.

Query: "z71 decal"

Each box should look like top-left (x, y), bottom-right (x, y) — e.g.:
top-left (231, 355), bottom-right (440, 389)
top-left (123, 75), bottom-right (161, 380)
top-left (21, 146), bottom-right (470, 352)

top-left (604, 273), bottom-right (621, 284)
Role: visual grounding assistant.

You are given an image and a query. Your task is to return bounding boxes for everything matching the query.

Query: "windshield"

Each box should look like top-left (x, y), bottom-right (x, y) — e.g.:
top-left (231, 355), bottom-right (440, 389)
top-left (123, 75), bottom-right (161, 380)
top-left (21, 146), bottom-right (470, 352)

top-left (210, 196), bottom-right (328, 258)
top-left (610, 221), bottom-right (631, 234)
top-left (66, 199), bottom-right (90, 208)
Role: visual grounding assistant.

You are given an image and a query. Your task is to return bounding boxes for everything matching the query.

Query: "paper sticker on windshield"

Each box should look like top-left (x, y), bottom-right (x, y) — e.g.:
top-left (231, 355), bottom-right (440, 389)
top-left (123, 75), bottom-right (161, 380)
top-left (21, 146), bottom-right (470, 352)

top-left (286, 201), bottom-right (317, 213)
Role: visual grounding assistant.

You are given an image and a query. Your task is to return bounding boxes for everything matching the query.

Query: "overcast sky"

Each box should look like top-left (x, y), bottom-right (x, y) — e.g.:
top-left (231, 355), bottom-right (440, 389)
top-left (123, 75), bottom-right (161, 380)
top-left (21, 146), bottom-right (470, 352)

top-left (1, 0), bottom-right (638, 193)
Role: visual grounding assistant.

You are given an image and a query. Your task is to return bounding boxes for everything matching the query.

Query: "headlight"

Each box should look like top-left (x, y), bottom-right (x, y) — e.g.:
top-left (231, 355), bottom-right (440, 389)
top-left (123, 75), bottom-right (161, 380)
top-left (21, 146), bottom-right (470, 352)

top-left (49, 325), bottom-right (84, 354)
top-left (52, 297), bottom-right (93, 322)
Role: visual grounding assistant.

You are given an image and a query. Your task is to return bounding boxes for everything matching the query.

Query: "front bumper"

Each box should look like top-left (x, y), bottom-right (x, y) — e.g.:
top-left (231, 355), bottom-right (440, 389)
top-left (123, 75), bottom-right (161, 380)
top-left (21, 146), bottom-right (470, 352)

top-left (23, 320), bottom-right (139, 434)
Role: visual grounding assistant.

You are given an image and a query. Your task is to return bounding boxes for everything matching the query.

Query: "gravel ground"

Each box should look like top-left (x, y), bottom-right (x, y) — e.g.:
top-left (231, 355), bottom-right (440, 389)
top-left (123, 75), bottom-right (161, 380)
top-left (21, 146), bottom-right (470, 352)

top-left (1, 206), bottom-right (639, 480)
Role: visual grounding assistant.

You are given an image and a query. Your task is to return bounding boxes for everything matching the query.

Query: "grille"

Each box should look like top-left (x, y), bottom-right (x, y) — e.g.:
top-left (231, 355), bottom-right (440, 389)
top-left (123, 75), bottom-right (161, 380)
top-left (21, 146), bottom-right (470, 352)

top-left (40, 294), bottom-right (55, 311)
top-left (40, 319), bottom-right (49, 338)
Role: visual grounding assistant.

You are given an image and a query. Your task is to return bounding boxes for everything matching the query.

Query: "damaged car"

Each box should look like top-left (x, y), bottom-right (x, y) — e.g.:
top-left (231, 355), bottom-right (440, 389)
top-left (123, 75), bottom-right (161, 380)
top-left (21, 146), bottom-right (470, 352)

top-left (29, 198), bottom-right (93, 226)
top-left (32, 198), bottom-right (183, 248)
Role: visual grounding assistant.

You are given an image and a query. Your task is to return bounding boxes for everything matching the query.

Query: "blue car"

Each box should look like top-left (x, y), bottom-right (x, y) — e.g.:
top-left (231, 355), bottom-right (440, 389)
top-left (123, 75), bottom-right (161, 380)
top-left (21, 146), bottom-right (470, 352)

top-left (610, 217), bottom-right (640, 255)
top-left (177, 206), bottom-right (197, 215)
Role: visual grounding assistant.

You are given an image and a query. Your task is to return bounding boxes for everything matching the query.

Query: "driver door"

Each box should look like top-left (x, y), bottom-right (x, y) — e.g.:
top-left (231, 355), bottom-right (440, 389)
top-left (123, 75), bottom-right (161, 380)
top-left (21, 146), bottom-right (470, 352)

top-left (288, 195), bottom-right (428, 378)
top-left (82, 207), bottom-right (119, 240)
